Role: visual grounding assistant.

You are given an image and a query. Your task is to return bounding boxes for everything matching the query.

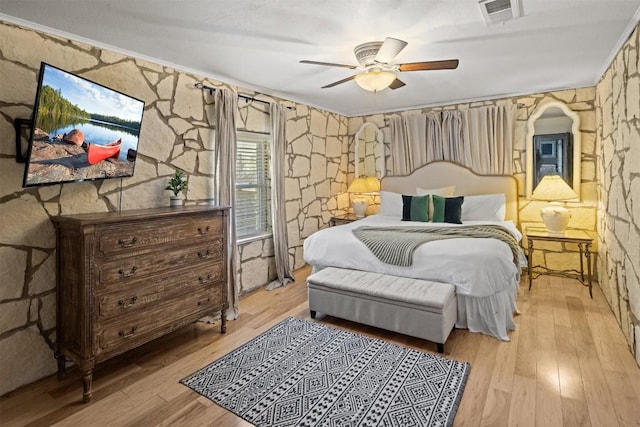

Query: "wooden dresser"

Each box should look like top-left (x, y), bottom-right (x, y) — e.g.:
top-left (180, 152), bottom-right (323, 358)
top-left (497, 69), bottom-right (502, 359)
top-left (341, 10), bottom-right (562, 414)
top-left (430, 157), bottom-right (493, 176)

top-left (52, 206), bottom-right (229, 403)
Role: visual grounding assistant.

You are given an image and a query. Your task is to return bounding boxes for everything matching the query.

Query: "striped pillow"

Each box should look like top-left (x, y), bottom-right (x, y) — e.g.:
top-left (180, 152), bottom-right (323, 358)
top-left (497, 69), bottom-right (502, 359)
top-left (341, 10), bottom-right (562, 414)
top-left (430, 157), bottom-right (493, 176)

top-left (401, 195), bottom-right (429, 222)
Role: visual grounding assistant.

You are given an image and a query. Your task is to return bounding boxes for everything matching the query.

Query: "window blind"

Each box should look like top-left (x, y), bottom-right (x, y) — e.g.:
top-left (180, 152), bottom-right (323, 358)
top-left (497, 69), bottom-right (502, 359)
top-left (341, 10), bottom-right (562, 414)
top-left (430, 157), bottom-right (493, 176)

top-left (235, 131), bottom-right (271, 238)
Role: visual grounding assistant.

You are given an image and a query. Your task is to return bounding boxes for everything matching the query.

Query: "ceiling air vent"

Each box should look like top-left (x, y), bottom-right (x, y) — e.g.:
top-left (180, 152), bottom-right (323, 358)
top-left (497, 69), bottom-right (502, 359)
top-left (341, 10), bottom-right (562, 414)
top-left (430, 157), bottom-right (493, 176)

top-left (478, 0), bottom-right (523, 25)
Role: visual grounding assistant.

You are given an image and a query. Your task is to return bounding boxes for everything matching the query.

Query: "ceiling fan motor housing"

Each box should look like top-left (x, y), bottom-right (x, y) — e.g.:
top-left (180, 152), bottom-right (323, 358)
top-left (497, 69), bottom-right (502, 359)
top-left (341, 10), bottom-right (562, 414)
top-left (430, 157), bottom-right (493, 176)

top-left (354, 41), bottom-right (383, 67)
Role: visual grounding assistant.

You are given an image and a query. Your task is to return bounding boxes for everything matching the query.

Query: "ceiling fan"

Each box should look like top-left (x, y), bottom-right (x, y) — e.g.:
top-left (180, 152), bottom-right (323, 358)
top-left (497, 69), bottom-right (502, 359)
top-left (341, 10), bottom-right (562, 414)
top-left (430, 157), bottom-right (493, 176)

top-left (300, 37), bottom-right (459, 92)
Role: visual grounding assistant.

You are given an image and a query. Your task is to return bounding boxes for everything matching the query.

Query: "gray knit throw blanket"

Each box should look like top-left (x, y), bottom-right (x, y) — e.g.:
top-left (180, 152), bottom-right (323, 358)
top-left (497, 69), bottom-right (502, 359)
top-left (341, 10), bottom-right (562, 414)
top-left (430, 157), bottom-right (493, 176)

top-left (352, 224), bottom-right (521, 267)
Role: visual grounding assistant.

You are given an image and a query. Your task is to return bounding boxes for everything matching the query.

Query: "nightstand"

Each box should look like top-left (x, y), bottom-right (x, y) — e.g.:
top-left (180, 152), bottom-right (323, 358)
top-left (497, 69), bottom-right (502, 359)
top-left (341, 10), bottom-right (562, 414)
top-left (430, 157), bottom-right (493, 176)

top-left (329, 213), bottom-right (359, 227)
top-left (525, 227), bottom-right (594, 298)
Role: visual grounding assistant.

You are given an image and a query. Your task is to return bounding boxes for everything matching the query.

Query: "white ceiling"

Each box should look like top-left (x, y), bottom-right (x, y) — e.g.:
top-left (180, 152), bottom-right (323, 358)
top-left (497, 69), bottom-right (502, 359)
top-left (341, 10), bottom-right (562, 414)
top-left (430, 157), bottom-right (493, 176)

top-left (1, 0), bottom-right (639, 117)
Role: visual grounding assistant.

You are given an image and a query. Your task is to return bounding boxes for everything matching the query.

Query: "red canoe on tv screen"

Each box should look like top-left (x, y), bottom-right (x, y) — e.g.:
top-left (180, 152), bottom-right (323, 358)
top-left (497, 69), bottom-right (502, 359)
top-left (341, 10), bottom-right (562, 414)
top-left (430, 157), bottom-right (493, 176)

top-left (87, 139), bottom-right (122, 165)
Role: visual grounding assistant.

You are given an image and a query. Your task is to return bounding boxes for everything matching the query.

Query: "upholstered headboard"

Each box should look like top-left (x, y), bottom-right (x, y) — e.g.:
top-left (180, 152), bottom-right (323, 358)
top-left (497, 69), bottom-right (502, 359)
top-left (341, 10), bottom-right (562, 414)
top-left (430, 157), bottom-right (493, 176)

top-left (381, 161), bottom-right (520, 225)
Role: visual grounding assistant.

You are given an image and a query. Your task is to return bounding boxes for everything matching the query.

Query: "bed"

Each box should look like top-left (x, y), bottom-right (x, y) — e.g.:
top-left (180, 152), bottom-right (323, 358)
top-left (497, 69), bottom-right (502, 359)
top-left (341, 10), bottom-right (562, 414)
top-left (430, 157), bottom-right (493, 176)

top-left (303, 161), bottom-right (526, 341)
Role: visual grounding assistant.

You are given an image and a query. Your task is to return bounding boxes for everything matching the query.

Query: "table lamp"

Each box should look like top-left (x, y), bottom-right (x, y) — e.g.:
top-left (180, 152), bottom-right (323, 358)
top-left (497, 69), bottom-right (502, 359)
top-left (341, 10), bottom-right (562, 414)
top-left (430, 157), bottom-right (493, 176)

top-left (531, 175), bottom-right (578, 235)
top-left (347, 176), bottom-right (380, 218)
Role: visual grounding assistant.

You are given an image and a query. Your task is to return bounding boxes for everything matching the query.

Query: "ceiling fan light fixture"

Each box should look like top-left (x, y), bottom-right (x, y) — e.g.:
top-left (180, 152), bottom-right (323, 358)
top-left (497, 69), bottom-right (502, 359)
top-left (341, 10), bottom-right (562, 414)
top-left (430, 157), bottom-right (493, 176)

top-left (354, 70), bottom-right (396, 92)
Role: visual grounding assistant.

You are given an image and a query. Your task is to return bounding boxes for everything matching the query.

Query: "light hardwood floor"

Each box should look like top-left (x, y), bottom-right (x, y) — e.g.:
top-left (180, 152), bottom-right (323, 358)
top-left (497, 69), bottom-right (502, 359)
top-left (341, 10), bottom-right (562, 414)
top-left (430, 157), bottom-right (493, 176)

top-left (2, 266), bottom-right (639, 426)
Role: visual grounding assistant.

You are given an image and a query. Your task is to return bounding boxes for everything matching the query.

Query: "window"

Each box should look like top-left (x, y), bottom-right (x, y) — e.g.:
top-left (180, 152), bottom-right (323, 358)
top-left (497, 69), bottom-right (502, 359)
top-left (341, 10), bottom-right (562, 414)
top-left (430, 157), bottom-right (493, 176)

top-left (235, 131), bottom-right (271, 239)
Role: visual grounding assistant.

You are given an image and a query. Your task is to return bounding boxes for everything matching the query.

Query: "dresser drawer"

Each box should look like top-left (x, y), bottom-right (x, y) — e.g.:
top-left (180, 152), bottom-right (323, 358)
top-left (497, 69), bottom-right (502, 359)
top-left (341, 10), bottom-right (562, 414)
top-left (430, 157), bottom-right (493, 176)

top-left (96, 215), bottom-right (223, 256)
top-left (96, 289), bottom-right (223, 358)
top-left (96, 262), bottom-right (225, 319)
top-left (96, 240), bottom-right (224, 288)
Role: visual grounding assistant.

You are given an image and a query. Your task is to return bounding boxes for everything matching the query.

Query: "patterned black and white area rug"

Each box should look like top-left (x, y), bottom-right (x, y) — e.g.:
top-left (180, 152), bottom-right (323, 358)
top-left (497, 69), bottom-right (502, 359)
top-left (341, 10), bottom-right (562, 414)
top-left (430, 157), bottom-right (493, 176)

top-left (181, 317), bottom-right (470, 427)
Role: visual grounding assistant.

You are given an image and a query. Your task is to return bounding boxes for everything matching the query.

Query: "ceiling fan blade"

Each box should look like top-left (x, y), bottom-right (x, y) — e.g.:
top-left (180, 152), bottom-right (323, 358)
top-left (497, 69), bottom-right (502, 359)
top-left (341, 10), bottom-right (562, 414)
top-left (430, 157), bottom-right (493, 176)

top-left (398, 59), bottom-right (459, 72)
top-left (300, 60), bottom-right (357, 69)
top-left (321, 75), bottom-right (356, 89)
top-left (389, 78), bottom-right (406, 90)
top-left (374, 37), bottom-right (408, 64)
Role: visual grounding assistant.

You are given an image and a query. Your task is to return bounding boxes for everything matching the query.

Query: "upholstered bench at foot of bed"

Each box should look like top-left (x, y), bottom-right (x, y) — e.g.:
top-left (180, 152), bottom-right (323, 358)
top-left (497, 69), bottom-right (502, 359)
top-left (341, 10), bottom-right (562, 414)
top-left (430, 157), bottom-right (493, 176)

top-left (307, 267), bottom-right (457, 353)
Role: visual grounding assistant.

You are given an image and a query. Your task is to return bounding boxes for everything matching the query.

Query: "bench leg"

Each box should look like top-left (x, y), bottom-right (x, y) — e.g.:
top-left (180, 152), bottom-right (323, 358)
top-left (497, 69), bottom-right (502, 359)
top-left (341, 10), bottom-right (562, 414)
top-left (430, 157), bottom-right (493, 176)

top-left (310, 310), bottom-right (316, 319)
top-left (437, 343), bottom-right (444, 353)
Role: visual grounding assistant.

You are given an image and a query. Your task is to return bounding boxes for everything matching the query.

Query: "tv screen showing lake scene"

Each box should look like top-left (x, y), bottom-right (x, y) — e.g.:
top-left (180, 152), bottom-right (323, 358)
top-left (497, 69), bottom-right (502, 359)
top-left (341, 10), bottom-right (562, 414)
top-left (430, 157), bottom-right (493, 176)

top-left (23, 63), bottom-right (145, 187)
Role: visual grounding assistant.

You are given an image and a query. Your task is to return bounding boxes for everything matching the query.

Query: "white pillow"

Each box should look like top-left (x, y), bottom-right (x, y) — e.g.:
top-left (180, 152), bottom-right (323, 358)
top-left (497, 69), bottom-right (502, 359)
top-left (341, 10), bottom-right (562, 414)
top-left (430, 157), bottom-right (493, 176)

top-left (379, 191), bottom-right (404, 216)
top-left (415, 185), bottom-right (456, 197)
top-left (461, 193), bottom-right (506, 221)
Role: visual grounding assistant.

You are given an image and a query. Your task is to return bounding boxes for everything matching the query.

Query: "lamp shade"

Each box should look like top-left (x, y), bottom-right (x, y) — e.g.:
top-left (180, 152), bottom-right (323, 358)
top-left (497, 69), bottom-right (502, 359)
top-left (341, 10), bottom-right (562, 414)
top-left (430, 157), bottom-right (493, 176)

top-left (531, 175), bottom-right (578, 201)
top-left (347, 177), bottom-right (369, 193)
top-left (364, 176), bottom-right (381, 193)
top-left (347, 176), bottom-right (380, 193)
top-left (354, 70), bottom-right (396, 92)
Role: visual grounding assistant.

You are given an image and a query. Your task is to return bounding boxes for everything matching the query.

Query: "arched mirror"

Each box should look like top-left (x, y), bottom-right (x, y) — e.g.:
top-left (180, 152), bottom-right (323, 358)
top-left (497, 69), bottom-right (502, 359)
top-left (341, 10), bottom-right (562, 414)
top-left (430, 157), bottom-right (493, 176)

top-left (526, 101), bottom-right (581, 199)
top-left (354, 122), bottom-right (384, 179)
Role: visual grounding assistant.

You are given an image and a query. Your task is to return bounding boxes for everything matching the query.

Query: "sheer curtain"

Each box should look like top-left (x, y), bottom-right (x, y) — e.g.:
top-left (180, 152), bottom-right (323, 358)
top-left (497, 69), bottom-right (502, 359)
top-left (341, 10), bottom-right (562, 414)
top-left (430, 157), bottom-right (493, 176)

top-left (266, 103), bottom-right (294, 290)
top-left (425, 112), bottom-right (442, 163)
top-left (387, 105), bottom-right (516, 175)
top-left (214, 88), bottom-right (240, 319)
top-left (389, 114), bottom-right (428, 175)
top-left (389, 116), bottom-right (412, 175)
top-left (405, 113), bottom-right (427, 170)
top-left (441, 111), bottom-right (468, 165)
top-left (463, 105), bottom-right (516, 174)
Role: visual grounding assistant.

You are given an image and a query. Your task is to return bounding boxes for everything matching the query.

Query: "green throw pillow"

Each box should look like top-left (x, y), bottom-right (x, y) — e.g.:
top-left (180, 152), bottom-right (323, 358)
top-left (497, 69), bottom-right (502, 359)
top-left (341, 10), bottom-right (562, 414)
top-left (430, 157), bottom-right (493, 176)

top-left (401, 195), bottom-right (429, 222)
top-left (431, 195), bottom-right (464, 224)
top-left (431, 194), bottom-right (446, 222)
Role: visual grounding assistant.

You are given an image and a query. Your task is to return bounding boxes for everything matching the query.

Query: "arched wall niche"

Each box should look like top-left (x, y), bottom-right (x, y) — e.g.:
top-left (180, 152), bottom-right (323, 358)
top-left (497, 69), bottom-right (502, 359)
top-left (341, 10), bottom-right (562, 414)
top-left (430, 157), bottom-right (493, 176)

top-left (354, 122), bottom-right (384, 179)
top-left (525, 100), bottom-right (581, 200)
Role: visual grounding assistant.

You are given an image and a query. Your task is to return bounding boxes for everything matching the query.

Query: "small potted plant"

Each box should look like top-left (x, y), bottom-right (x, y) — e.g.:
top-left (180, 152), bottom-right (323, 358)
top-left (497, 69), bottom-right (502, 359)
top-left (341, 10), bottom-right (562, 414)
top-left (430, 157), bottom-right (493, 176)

top-left (165, 170), bottom-right (188, 207)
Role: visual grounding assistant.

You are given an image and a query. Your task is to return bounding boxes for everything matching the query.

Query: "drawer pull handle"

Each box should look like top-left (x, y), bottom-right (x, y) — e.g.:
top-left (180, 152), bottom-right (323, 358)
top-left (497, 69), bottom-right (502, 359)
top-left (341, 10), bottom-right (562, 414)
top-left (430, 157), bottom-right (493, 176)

top-left (118, 296), bottom-right (138, 308)
top-left (197, 297), bottom-right (211, 306)
top-left (197, 225), bottom-right (211, 235)
top-left (199, 275), bottom-right (213, 284)
top-left (118, 326), bottom-right (137, 339)
top-left (117, 237), bottom-right (138, 248)
top-left (197, 249), bottom-right (211, 259)
top-left (118, 266), bottom-right (138, 278)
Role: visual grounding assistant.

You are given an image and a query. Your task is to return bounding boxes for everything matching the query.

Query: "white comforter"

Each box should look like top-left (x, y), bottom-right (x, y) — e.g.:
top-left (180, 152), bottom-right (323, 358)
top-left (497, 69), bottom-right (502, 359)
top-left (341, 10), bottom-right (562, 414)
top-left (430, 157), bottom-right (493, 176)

top-left (303, 215), bottom-right (526, 340)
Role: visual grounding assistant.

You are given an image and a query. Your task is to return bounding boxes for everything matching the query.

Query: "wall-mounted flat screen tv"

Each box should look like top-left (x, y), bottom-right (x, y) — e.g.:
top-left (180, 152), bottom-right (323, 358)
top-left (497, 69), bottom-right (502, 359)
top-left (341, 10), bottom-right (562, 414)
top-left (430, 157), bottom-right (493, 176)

top-left (22, 63), bottom-right (145, 187)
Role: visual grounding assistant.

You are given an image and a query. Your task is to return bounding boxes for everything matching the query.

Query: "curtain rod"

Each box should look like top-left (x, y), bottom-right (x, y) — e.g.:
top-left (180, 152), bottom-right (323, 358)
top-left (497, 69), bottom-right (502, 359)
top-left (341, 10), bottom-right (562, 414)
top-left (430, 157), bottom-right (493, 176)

top-left (194, 83), bottom-right (295, 110)
top-left (382, 103), bottom-right (526, 120)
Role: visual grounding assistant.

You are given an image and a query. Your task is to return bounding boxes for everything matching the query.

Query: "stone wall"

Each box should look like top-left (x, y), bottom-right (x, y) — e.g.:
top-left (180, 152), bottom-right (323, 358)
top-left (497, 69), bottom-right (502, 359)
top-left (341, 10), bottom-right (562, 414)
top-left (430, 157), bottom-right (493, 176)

top-left (0, 20), bottom-right (349, 395)
top-left (350, 90), bottom-right (598, 272)
top-left (595, 24), bottom-right (640, 365)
